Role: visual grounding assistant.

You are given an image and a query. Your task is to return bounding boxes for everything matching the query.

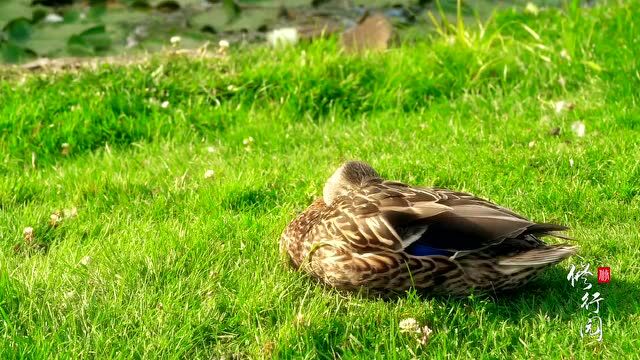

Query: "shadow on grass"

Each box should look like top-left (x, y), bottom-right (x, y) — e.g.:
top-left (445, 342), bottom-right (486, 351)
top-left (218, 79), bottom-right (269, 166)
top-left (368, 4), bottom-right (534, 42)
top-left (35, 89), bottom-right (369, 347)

top-left (420, 267), bottom-right (639, 323)
top-left (476, 267), bottom-right (639, 321)
top-left (221, 187), bottom-right (279, 213)
top-left (326, 266), bottom-right (640, 323)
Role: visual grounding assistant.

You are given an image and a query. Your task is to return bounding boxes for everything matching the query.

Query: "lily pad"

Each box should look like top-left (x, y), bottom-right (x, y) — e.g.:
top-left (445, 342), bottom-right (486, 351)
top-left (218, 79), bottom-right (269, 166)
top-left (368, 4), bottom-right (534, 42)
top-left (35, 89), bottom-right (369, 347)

top-left (155, 0), bottom-right (181, 12)
top-left (0, 1), bottom-right (34, 27)
top-left (31, 8), bottom-right (49, 24)
top-left (3, 17), bottom-right (33, 43)
top-left (191, 7), bottom-right (279, 34)
top-left (222, 0), bottom-right (241, 22)
top-left (1, 42), bottom-right (37, 63)
top-left (129, 0), bottom-right (152, 10)
top-left (62, 9), bottom-right (81, 23)
top-left (88, 5), bottom-right (108, 19)
top-left (67, 25), bottom-right (112, 55)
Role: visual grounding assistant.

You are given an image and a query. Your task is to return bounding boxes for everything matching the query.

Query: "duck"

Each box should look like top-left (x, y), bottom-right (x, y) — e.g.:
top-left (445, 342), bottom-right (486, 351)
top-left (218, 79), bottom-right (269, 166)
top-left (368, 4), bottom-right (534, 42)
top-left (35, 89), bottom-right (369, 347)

top-left (280, 161), bottom-right (576, 295)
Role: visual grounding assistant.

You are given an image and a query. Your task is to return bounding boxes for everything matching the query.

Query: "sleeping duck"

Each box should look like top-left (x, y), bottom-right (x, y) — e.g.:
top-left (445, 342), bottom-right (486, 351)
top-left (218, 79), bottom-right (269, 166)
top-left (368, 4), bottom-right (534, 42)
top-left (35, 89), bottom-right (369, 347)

top-left (280, 161), bottom-right (576, 295)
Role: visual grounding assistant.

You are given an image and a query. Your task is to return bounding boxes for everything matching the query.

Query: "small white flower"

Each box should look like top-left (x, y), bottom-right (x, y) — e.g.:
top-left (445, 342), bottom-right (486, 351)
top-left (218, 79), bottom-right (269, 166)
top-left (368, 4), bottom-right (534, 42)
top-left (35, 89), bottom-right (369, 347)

top-left (571, 121), bottom-right (586, 137)
top-left (399, 318), bottom-right (420, 333)
top-left (170, 36), bottom-right (181, 45)
top-left (217, 39), bottom-right (230, 55)
top-left (50, 213), bottom-right (61, 227)
top-left (63, 207), bottom-right (78, 218)
top-left (23, 227), bottom-right (34, 241)
top-left (206, 146), bottom-right (216, 153)
top-left (266, 28), bottom-right (299, 47)
top-left (418, 325), bottom-right (433, 346)
top-left (204, 169), bottom-right (215, 179)
top-left (554, 100), bottom-right (574, 114)
top-left (79, 256), bottom-right (92, 266)
top-left (524, 2), bottom-right (540, 16)
top-left (400, 318), bottom-right (433, 346)
top-left (161, 101), bottom-right (169, 109)
top-left (558, 76), bottom-right (566, 87)
top-left (242, 136), bottom-right (254, 146)
top-left (294, 312), bottom-right (309, 327)
top-left (569, 158), bottom-right (575, 167)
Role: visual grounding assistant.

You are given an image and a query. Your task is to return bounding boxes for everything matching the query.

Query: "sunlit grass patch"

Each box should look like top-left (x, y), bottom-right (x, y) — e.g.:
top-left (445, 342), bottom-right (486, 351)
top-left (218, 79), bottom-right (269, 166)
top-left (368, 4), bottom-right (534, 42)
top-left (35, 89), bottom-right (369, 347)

top-left (1, 1), bottom-right (639, 358)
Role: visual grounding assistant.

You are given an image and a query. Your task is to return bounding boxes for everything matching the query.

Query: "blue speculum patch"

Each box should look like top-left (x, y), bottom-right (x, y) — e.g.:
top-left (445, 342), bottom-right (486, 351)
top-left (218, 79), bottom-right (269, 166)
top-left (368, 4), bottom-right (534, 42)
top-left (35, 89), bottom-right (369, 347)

top-left (405, 242), bottom-right (452, 256)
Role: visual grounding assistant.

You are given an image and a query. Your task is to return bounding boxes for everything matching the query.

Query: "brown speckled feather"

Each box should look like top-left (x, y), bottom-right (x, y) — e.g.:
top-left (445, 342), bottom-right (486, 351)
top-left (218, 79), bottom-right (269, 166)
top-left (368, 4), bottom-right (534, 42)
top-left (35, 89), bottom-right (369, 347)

top-left (280, 161), bottom-right (576, 295)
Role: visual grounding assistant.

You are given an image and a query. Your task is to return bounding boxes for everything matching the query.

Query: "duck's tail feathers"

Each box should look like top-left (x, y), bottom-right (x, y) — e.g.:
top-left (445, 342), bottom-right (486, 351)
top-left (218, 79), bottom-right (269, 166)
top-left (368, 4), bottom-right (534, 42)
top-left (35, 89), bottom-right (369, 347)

top-left (525, 223), bottom-right (573, 240)
top-left (498, 245), bottom-right (577, 267)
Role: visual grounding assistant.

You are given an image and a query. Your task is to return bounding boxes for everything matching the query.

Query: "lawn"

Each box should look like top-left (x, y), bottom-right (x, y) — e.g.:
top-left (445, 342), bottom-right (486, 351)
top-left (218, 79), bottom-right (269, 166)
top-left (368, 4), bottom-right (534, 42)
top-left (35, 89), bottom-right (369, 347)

top-left (1, 1), bottom-right (640, 358)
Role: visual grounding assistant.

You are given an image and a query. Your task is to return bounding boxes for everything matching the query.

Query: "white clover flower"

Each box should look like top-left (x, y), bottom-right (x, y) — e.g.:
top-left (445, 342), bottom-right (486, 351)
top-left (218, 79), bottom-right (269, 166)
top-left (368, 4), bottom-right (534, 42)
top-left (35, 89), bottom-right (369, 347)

top-left (267, 28), bottom-right (299, 47)
top-left (571, 121), bottom-right (586, 137)
top-left (80, 256), bottom-right (92, 266)
top-left (399, 318), bottom-right (420, 333)
top-left (554, 100), bottom-right (575, 114)
top-left (242, 136), bottom-right (254, 146)
top-left (50, 213), bottom-right (61, 227)
top-left (525, 2), bottom-right (540, 16)
top-left (23, 227), bottom-right (34, 241)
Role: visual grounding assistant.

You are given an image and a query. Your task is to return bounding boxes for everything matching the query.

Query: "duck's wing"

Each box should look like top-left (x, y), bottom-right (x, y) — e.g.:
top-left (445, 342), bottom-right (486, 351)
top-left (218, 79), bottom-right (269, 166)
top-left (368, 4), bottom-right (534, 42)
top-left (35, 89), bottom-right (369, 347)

top-left (333, 181), bottom-right (567, 256)
top-left (417, 186), bottom-right (568, 251)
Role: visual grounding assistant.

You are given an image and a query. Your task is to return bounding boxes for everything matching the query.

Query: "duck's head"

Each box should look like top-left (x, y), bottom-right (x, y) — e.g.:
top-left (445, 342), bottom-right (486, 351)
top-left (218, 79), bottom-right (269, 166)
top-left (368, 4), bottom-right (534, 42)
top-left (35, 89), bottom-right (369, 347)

top-left (323, 161), bottom-right (381, 205)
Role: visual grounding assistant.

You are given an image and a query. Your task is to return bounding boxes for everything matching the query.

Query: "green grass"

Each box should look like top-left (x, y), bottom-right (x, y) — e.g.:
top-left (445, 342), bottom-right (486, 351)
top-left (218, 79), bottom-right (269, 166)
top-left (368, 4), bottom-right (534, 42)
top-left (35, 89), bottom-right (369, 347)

top-left (1, 1), bottom-right (640, 358)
